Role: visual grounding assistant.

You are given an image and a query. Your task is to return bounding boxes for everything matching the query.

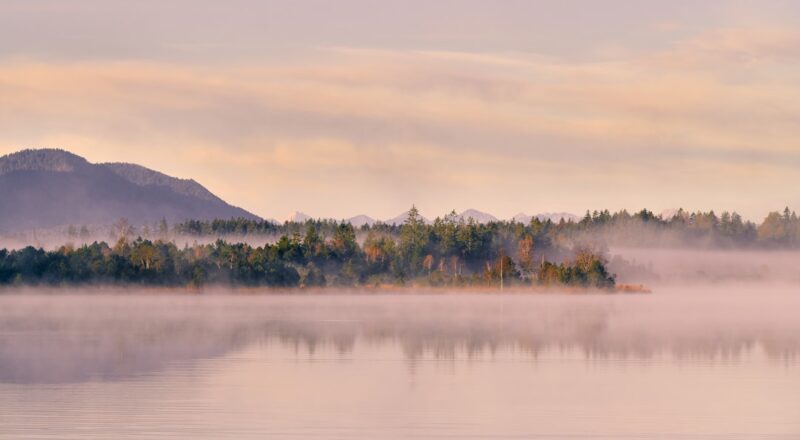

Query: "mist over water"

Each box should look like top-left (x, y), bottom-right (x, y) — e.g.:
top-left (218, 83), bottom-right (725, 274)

top-left (2, 285), bottom-right (799, 384)
top-left (1, 286), bottom-right (799, 438)
top-left (610, 247), bottom-right (800, 284)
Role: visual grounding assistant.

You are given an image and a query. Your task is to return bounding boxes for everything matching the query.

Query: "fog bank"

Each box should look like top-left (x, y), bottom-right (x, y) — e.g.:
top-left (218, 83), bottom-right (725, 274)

top-left (610, 247), bottom-right (800, 284)
top-left (1, 285), bottom-right (798, 384)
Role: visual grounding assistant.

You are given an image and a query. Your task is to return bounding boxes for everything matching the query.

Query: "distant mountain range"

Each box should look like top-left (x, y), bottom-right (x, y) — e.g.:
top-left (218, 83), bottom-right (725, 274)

top-left (0, 148), bottom-right (580, 233)
top-left (286, 209), bottom-right (577, 225)
top-left (456, 209), bottom-right (498, 223)
top-left (283, 211), bottom-right (312, 223)
top-left (0, 149), bottom-right (259, 232)
top-left (347, 215), bottom-right (376, 227)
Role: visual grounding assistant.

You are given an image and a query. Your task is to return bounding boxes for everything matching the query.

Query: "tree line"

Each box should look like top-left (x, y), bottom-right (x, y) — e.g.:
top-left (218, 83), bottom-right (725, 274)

top-left (168, 207), bottom-right (800, 248)
top-left (0, 207), bottom-right (615, 289)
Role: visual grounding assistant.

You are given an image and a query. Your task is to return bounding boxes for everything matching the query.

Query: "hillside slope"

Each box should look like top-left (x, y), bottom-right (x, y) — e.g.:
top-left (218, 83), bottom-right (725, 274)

top-left (0, 149), bottom-right (259, 232)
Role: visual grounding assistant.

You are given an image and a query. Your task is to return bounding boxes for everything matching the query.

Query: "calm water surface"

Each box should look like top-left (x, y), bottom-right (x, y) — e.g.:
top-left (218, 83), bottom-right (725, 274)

top-left (1, 287), bottom-right (798, 439)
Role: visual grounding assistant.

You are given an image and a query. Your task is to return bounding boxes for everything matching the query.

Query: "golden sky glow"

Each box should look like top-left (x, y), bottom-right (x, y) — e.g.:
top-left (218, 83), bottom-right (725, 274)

top-left (1, 1), bottom-right (799, 220)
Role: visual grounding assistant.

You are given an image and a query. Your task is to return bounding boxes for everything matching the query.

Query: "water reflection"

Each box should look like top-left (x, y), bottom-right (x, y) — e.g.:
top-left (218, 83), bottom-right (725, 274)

top-left (1, 287), bottom-right (798, 384)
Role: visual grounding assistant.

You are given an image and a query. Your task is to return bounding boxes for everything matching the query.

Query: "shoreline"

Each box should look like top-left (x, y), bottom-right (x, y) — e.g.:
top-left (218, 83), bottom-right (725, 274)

top-left (0, 284), bottom-right (651, 295)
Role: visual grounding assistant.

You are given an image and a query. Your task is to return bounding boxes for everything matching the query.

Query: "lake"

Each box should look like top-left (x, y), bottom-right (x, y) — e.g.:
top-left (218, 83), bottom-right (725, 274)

top-left (1, 286), bottom-right (798, 439)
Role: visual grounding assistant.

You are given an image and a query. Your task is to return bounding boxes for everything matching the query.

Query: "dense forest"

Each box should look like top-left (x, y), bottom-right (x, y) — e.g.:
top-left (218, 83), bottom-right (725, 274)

top-left (171, 207), bottom-right (800, 248)
top-left (2, 205), bottom-right (798, 288)
top-left (0, 208), bottom-right (615, 289)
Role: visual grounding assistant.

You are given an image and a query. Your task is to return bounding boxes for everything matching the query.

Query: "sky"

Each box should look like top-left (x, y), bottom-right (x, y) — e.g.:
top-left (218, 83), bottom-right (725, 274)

top-left (1, 0), bottom-right (799, 222)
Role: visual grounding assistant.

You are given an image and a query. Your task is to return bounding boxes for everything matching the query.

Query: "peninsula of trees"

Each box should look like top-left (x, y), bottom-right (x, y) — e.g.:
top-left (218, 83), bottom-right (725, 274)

top-left (0, 208), bottom-right (615, 289)
top-left (3, 205), bottom-right (799, 289)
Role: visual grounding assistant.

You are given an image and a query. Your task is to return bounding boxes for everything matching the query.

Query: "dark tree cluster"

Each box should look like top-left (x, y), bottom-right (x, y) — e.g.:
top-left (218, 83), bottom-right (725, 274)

top-left (0, 207), bottom-right (615, 289)
top-left (0, 239), bottom-right (300, 287)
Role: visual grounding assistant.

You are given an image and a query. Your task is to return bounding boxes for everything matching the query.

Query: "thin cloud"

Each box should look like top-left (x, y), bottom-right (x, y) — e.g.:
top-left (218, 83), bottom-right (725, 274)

top-left (1, 27), bottom-right (799, 219)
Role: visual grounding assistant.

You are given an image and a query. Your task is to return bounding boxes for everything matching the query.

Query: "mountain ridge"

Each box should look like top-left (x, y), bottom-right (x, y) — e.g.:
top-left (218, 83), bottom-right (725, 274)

top-left (102, 162), bottom-right (222, 203)
top-left (456, 209), bottom-right (498, 223)
top-left (0, 149), bottom-right (260, 232)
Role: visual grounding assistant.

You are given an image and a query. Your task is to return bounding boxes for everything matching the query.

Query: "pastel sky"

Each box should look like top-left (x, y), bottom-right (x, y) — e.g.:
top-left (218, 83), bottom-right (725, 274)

top-left (1, 0), bottom-right (799, 221)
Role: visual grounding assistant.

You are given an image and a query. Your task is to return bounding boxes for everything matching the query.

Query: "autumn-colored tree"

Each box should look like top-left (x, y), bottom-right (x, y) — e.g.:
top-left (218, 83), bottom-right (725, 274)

top-left (517, 235), bottom-right (535, 275)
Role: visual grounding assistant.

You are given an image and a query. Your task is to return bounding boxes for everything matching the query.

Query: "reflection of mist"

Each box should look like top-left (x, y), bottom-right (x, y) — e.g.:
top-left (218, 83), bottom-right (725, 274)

top-left (1, 287), bottom-right (798, 384)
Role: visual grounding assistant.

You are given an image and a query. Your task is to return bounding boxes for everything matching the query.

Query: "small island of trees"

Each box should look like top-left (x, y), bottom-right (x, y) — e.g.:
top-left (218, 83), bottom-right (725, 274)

top-left (6, 204), bottom-right (798, 290)
top-left (0, 207), bottom-right (616, 290)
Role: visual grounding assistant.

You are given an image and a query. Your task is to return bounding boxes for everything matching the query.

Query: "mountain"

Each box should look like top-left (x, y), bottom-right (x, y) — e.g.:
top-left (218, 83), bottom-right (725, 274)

top-left (456, 209), bottom-right (498, 224)
top-left (283, 211), bottom-right (312, 223)
top-left (0, 149), bottom-right (260, 232)
top-left (535, 212), bottom-right (579, 223)
top-left (103, 163), bottom-right (221, 203)
top-left (511, 213), bottom-right (532, 223)
top-left (347, 215), bottom-right (376, 227)
top-left (384, 210), bottom-right (431, 225)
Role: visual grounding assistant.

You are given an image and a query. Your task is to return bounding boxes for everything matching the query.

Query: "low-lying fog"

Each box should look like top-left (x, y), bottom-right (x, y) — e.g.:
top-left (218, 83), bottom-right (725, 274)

top-left (609, 247), bottom-right (800, 283)
top-left (1, 284), bottom-right (798, 384)
top-left (0, 232), bottom-right (281, 252)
